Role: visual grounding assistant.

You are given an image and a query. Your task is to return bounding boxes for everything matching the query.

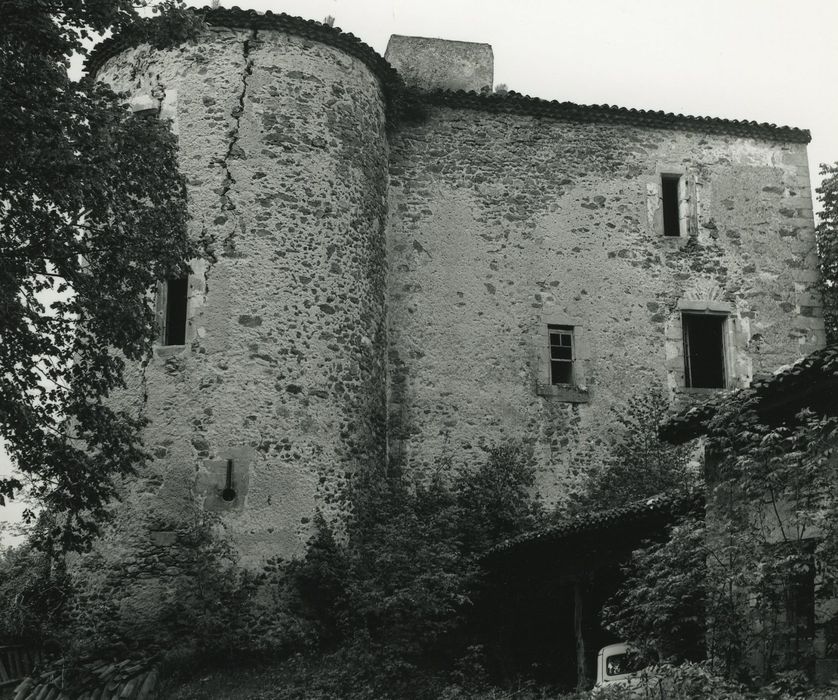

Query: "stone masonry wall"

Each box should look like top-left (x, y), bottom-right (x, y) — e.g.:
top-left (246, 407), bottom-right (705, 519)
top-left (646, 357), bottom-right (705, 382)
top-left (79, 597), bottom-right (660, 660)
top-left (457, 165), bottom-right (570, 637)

top-left (95, 23), bottom-right (388, 591)
top-left (386, 105), bottom-right (822, 503)
top-left (89, 21), bottom-right (822, 587)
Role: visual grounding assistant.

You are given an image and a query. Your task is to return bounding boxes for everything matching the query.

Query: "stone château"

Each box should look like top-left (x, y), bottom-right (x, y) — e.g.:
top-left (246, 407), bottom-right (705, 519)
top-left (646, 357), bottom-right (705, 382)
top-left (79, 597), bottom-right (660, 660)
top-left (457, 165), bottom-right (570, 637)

top-left (88, 8), bottom-right (822, 573)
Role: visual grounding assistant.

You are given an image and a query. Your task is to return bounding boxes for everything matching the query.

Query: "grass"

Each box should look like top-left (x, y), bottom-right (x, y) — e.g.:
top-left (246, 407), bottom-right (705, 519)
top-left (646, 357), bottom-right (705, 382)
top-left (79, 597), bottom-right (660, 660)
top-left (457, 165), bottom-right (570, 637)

top-left (159, 655), bottom-right (567, 700)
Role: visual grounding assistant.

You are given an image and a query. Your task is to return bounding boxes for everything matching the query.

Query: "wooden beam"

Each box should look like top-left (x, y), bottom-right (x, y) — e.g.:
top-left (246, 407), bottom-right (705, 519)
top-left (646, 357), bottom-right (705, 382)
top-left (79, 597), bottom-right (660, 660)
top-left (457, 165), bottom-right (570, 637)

top-left (574, 580), bottom-right (587, 690)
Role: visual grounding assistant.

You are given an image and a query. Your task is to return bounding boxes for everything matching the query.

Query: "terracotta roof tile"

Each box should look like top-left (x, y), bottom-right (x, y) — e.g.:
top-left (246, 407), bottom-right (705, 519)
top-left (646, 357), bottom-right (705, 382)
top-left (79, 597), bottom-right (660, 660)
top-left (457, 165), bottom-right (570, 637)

top-left (486, 491), bottom-right (702, 558)
top-left (421, 90), bottom-right (811, 143)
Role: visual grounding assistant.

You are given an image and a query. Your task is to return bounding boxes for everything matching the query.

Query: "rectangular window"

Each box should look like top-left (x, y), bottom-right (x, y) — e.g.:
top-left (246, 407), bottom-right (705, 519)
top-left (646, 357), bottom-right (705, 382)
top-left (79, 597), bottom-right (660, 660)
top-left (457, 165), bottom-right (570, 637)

top-left (548, 325), bottom-right (574, 385)
top-left (164, 277), bottom-right (188, 345)
top-left (662, 174), bottom-right (681, 237)
top-left (682, 313), bottom-right (726, 388)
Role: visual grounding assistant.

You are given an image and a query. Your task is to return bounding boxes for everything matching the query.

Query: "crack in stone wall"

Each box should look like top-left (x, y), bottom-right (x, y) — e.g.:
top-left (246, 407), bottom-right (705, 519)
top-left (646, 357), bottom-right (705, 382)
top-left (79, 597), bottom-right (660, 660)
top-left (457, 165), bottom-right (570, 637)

top-left (219, 29), bottom-right (256, 256)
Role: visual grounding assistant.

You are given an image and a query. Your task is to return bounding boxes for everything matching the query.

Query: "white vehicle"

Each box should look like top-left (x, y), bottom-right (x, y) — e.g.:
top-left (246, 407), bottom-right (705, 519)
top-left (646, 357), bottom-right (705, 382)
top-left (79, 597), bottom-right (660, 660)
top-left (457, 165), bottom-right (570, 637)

top-left (593, 644), bottom-right (667, 699)
top-left (594, 643), bottom-right (646, 689)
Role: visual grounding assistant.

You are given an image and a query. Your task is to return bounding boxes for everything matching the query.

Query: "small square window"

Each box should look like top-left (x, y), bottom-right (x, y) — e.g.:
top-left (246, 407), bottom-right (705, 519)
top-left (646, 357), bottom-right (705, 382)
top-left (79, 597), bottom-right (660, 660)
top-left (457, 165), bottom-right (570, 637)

top-left (682, 313), bottom-right (726, 388)
top-left (548, 325), bottom-right (574, 385)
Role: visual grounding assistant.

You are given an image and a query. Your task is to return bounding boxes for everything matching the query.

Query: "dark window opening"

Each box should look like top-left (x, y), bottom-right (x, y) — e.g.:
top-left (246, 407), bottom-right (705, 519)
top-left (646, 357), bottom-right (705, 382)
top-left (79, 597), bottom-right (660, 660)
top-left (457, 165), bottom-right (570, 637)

top-left (682, 313), bottom-right (726, 388)
top-left (662, 174), bottom-right (681, 237)
top-left (549, 325), bottom-right (574, 385)
top-left (164, 277), bottom-right (188, 345)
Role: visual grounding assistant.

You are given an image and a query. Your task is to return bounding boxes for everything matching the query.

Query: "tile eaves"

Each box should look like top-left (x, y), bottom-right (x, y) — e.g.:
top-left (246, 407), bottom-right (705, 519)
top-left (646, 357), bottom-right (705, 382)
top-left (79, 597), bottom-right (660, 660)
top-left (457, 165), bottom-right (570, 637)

top-left (486, 491), bottom-right (702, 559)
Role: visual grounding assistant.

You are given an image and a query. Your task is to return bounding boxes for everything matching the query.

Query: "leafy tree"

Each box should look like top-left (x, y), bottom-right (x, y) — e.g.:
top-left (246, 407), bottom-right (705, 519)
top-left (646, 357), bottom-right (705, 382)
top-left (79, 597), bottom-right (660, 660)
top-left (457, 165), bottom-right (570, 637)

top-left (572, 387), bottom-right (698, 513)
top-left (268, 445), bottom-right (544, 698)
top-left (601, 513), bottom-right (706, 663)
top-left (456, 443), bottom-right (544, 553)
top-left (604, 390), bottom-right (838, 685)
top-left (0, 0), bottom-right (202, 552)
top-left (0, 516), bottom-right (71, 647)
top-left (699, 402), bottom-right (838, 680)
top-left (816, 163), bottom-right (838, 343)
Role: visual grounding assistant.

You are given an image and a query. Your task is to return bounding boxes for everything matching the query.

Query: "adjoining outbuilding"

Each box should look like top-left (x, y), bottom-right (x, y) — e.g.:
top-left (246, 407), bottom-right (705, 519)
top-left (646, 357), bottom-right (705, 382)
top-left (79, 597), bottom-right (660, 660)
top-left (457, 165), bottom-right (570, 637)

top-left (661, 345), bottom-right (838, 684)
top-left (481, 492), bottom-right (702, 690)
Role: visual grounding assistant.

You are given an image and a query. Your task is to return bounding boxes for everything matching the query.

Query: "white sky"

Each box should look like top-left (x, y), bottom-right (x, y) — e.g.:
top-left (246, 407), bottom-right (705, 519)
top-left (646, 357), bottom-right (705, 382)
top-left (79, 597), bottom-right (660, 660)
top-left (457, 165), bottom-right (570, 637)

top-left (3, 0), bottom-right (837, 540)
top-left (208, 0), bottom-right (838, 204)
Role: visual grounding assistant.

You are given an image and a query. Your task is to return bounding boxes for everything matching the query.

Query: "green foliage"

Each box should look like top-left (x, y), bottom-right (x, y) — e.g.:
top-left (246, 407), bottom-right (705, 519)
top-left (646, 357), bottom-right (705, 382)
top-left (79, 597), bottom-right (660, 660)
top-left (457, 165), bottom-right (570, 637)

top-left (699, 401), bottom-right (838, 680)
top-left (65, 511), bottom-right (263, 662)
top-left (605, 386), bottom-right (838, 687)
top-left (247, 443), bottom-right (546, 699)
top-left (456, 443), bottom-right (544, 552)
top-left (343, 469), bottom-right (470, 661)
top-left (163, 656), bottom-right (836, 700)
top-left (816, 163), bottom-right (838, 343)
top-left (572, 387), bottom-right (698, 512)
top-left (587, 662), bottom-right (831, 700)
top-left (0, 0), bottom-right (203, 551)
top-left (602, 513), bottom-right (706, 663)
top-left (591, 662), bottom-right (752, 699)
top-left (0, 533), bottom-right (69, 646)
top-left (285, 511), bottom-right (348, 648)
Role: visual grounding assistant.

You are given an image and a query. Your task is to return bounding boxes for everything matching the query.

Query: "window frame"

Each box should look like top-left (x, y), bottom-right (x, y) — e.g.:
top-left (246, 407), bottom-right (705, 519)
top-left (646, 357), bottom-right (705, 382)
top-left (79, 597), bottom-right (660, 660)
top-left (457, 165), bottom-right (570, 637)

top-left (548, 324), bottom-right (575, 385)
top-left (667, 298), bottom-right (748, 397)
top-left (536, 312), bottom-right (589, 402)
top-left (648, 166), bottom-right (694, 238)
top-left (661, 173), bottom-right (682, 237)
top-left (681, 310), bottom-right (729, 390)
top-left (676, 299), bottom-right (741, 394)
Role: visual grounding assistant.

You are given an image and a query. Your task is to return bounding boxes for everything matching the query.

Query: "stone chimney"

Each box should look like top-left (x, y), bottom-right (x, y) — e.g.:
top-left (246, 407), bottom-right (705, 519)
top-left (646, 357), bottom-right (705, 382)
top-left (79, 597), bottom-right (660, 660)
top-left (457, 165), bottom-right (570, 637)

top-left (384, 35), bottom-right (493, 93)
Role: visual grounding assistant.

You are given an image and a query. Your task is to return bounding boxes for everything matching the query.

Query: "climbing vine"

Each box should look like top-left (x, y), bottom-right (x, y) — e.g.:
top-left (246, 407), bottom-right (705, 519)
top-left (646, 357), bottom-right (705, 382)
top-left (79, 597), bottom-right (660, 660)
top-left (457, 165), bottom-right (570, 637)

top-left (816, 163), bottom-right (838, 343)
top-left (605, 387), bottom-right (838, 685)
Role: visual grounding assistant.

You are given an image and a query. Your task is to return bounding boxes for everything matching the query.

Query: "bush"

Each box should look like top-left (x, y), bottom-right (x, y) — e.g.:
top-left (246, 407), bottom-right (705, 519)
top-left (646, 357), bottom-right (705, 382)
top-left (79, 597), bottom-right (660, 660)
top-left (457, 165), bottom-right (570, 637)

top-left (263, 442), bottom-right (546, 698)
top-left (25, 442), bottom-right (547, 698)
top-left (571, 387), bottom-right (698, 513)
top-left (0, 540), bottom-right (69, 647)
top-left (601, 513), bottom-right (706, 663)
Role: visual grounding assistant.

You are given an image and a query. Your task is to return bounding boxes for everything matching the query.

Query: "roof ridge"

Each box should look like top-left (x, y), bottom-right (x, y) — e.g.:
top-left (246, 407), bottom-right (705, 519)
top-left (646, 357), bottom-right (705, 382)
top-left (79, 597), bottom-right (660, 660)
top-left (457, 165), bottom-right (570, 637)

top-left (84, 6), bottom-right (407, 121)
top-left (85, 7), bottom-right (811, 143)
top-left (419, 89), bottom-right (811, 143)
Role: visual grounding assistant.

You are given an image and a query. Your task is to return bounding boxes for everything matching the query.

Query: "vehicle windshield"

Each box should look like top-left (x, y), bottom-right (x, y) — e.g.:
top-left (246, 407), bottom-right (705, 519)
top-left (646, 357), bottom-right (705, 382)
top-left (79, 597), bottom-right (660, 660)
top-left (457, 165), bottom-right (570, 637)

top-left (605, 652), bottom-right (645, 677)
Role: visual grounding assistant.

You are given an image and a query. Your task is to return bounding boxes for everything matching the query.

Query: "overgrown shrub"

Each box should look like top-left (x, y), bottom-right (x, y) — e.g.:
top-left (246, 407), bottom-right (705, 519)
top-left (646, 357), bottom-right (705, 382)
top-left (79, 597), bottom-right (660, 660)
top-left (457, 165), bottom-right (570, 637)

top-left (456, 443), bottom-right (544, 553)
top-left (0, 540), bottom-right (69, 647)
top-left (263, 442), bottom-right (546, 698)
top-left (19, 442), bottom-right (545, 697)
top-left (62, 508), bottom-right (268, 664)
top-left (602, 393), bottom-right (838, 690)
top-left (571, 387), bottom-right (698, 513)
top-left (590, 662), bottom-right (752, 699)
top-left (601, 513), bottom-right (706, 663)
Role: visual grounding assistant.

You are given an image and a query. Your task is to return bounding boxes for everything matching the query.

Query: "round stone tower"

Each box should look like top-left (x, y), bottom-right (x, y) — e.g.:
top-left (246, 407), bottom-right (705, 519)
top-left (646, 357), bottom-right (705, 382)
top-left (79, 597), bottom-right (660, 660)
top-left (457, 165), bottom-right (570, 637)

top-left (93, 11), bottom-right (391, 565)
